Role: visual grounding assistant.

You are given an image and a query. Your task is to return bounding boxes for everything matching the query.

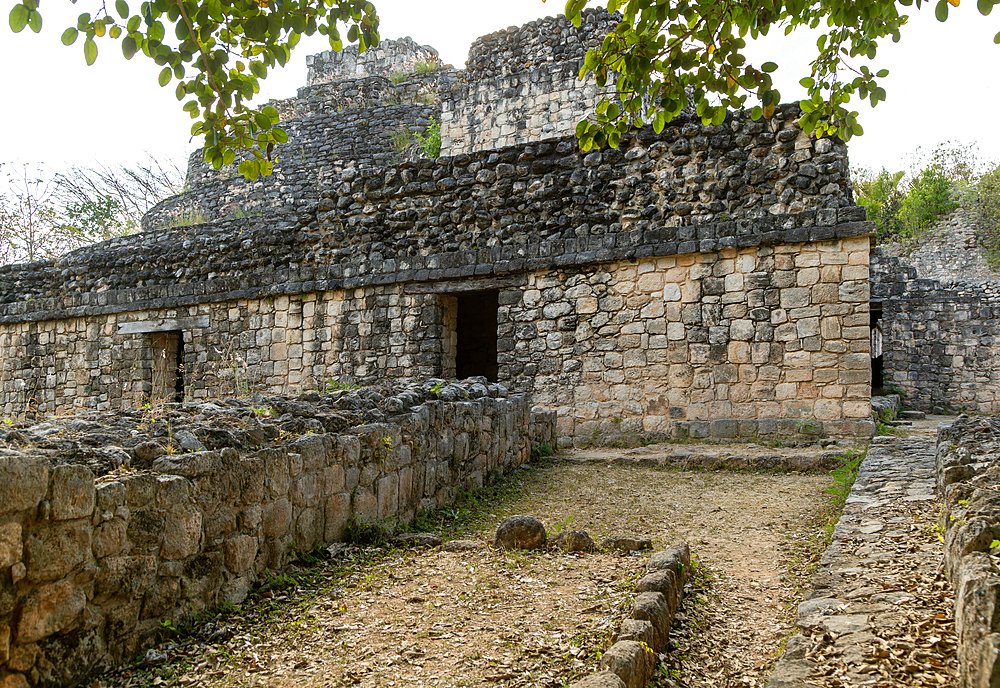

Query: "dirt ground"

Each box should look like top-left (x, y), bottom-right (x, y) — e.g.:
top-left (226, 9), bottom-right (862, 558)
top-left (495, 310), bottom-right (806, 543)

top-left (105, 451), bottom-right (847, 688)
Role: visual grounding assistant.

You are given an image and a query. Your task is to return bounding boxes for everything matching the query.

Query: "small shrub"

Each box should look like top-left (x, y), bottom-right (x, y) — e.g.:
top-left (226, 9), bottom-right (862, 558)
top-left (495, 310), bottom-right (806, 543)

top-left (390, 128), bottom-right (413, 159)
top-left (853, 167), bottom-right (905, 241)
top-left (414, 117), bottom-right (441, 159)
top-left (897, 165), bottom-right (958, 238)
top-left (414, 57), bottom-right (441, 74)
top-left (388, 70), bottom-right (407, 84)
top-left (531, 442), bottom-right (555, 461)
top-left (975, 163), bottom-right (1000, 269)
top-left (343, 517), bottom-right (391, 546)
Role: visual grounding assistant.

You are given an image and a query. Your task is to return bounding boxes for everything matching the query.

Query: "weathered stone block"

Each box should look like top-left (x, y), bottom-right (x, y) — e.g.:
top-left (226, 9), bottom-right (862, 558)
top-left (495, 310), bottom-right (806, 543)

top-left (50, 465), bottom-right (96, 521)
top-left (261, 498), bottom-right (292, 538)
top-left (158, 503), bottom-right (202, 560)
top-left (16, 579), bottom-right (87, 643)
top-left (0, 523), bottom-right (22, 569)
top-left (599, 640), bottom-right (656, 688)
top-left (0, 457), bottom-right (48, 516)
top-left (24, 521), bottom-right (91, 582)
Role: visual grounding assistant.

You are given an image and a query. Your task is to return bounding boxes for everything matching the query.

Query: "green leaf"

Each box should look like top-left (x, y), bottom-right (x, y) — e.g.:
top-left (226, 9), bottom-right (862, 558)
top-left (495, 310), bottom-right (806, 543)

top-left (979, 0), bottom-right (993, 14)
top-left (122, 35), bottom-right (138, 59)
top-left (272, 127), bottom-right (288, 143)
top-left (84, 38), bottom-right (98, 65)
top-left (8, 3), bottom-right (27, 32)
top-left (653, 110), bottom-right (666, 134)
top-left (799, 76), bottom-right (815, 88)
top-left (995, 30), bottom-right (1000, 43)
top-left (238, 158), bottom-right (260, 180)
top-left (61, 27), bottom-right (79, 45)
top-left (262, 105), bottom-right (279, 121)
top-left (761, 61), bottom-right (778, 72)
top-left (26, 8), bottom-right (39, 31)
top-left (158, 66), bottom-right (171, 86)
top-left (935, 0), bottom-right (949, 21)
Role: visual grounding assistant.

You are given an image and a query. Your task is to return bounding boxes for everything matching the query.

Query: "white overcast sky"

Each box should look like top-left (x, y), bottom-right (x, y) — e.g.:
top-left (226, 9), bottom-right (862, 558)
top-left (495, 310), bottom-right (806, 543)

top-left (1, 0), bottom-right (997, 175)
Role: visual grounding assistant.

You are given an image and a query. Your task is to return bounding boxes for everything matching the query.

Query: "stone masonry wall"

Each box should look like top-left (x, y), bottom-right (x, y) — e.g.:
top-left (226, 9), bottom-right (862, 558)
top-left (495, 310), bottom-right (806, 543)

top-left (306, 37), bottom-right (439, 85)
top-left (0, 234), bottom-right (872, 439)
top-left (0, 386), bottom-right (552, 688)
top-left (463, 9), bottom-right (618, 79)
top-left (872, 250), bottom-right (1000, 414)
top-left (879, 204), bottom-right (1000, 284)
top-left (5, 117), bottom-right (854, 312)
top-left (439, 60), bottom-right (601, 156)
top-left (439, 9), bottom-right (618, 156)
top-left (142, 93), bottom-right (440, 232)
top-left (503, 238), bottom-right (872, 441)
top-left (936, 415), bottom-right (1000, 688)
top-left (0, 114), bottom-right (872, 436)
top-left (0, 288), bottom-right (449, 415)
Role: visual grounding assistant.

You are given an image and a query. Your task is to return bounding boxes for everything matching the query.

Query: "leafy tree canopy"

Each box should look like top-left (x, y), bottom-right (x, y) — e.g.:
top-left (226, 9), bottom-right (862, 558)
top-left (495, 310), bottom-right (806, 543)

top-left (9, 0), bottom-right (378, 179)
top-left (565, 0), bottom-right (997, 151)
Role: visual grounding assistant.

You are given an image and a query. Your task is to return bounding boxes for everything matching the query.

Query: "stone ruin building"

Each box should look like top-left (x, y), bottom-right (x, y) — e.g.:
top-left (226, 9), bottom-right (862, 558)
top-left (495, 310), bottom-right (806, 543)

top-left (4, 10), bottom-right (1000, 688)
top-left (871, 204), bottom-right (1000, 416)
top-left (0, 9), bottom-right (875, 443)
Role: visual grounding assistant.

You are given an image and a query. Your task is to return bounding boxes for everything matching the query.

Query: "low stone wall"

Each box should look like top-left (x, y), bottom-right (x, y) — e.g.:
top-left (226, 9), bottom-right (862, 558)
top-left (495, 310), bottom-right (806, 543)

top-left (571, 543), bottom-right (690, 688)
top-left (937, 415), bottom-right (1000, 688)
top-left (0, 382), bottom-right (555, 688)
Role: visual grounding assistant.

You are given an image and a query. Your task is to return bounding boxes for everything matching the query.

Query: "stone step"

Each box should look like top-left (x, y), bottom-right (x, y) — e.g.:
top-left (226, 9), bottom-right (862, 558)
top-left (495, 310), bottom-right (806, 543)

top-left (899, 409), bottom-right (926, 420)
top-left (887, 420), bottom-right (912, 426)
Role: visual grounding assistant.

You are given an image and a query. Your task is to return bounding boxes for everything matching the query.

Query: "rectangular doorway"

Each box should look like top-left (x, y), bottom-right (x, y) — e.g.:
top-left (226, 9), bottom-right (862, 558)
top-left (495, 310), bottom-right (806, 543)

top-left (441, 290), bottom-right (499, 382)
top-left (150, 330), bottom-right (185, 402)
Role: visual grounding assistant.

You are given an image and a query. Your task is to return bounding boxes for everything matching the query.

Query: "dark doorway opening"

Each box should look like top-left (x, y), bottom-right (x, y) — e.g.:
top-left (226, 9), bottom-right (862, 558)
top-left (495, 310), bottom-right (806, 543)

top-left (150, 330), bottom-right (185, 402)
top-left (455, 291), bottom-right (499, 381)
top-left (870, 302), bottom-right (883, 395)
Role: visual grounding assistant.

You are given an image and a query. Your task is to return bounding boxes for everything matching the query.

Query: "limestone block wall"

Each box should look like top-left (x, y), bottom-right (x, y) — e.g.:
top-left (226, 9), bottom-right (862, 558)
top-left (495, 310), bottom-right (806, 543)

top-left (305, 37), bottom-right (439, 85)
top-left (936, 416), bottom-right (1000, 688)
top-left (0, 236), bottom-right (872, 438)
top-left (0, 287), bottom-right (448, 416)
top-left (872, 250), bottom-right (1000, 414)
top-left (438, 9), bottom-right (618, 155)
top-left (501, 238), bottom-right (872, 440)
top-left (439, 61), bottom-right (602, 156)
top-left (0, 392), bottom-right (549, 688)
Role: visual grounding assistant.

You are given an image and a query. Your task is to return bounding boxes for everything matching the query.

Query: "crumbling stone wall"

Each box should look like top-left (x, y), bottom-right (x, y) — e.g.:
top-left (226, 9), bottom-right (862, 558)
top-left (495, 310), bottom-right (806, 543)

top-left (879, 205), bottom-right (999, 283)
top-left (439, 9), bottom-right (618, 155)
top-left (0, 384), bottom-right (553, 688)
top-left (306, 37), bottom-right (439, 85)
top-left (937, 415), bottom-right (1000, 688)
top-left (872, 250), bottom-right (1000, 414)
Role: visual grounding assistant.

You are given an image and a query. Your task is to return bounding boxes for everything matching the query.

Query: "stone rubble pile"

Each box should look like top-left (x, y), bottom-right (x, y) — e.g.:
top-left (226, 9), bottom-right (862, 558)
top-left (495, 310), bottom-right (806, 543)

top-left (0, 378), bottom-right (511, 477)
